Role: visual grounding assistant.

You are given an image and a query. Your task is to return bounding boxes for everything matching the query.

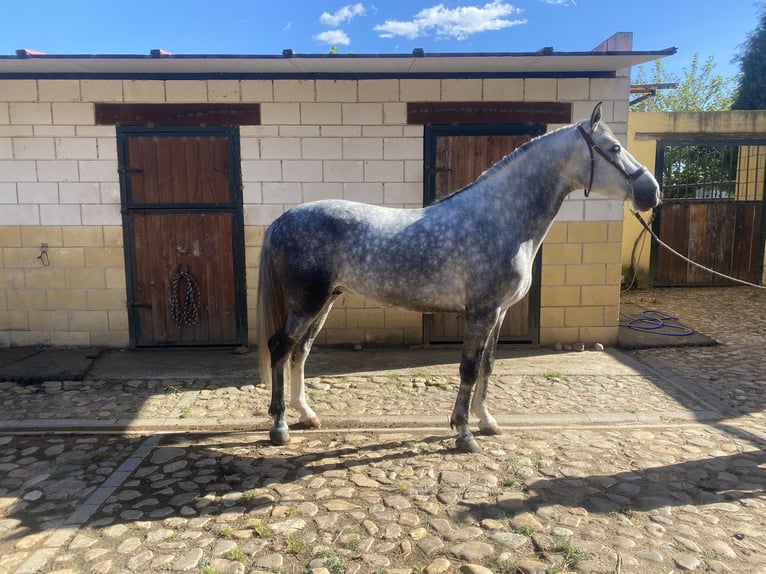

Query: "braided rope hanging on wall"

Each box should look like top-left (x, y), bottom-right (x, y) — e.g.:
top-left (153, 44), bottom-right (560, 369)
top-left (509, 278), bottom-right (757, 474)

top-left (170, 266), bottom-right (201, 326)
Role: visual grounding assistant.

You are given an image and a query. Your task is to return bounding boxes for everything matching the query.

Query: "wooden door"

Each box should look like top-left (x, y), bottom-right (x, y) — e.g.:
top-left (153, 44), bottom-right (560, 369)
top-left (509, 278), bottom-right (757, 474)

top-left (424, 131), bottom-right (542, 344)
top-left (119, 128), bottom-right (247, 346)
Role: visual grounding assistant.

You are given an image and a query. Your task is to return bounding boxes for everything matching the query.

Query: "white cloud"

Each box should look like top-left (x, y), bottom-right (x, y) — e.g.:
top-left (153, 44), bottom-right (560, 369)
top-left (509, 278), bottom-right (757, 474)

top-left (320, 3), bottom-right (366, 27)
top-left (373, 1), bottom-right (526, 41)
top-left (313, 30), bottom-right (352, 46)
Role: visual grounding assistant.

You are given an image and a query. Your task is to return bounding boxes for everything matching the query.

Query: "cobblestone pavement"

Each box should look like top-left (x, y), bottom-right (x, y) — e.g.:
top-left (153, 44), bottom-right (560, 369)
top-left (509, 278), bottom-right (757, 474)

top-left (1, 286), bottom-right (765, 574)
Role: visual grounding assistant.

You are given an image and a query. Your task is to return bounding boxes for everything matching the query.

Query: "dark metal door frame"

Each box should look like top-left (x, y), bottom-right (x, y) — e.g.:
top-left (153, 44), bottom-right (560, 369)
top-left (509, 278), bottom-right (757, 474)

top-left (117, 125), bottom-right (248, 346)
top-left (422, 123), bottom-right (546, 345)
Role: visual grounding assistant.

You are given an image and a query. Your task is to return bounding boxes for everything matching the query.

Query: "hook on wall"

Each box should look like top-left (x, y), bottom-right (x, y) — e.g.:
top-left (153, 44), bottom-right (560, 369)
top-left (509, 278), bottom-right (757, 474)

top-left (37, 243), bottom-right (49, 266)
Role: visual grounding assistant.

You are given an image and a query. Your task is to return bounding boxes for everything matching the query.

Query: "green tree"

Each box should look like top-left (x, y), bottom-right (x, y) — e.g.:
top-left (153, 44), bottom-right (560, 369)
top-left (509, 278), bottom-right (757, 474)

top-left (732, 3), bottom-right (766, 109)
top-left (631, 53), bottom-right (734, 111)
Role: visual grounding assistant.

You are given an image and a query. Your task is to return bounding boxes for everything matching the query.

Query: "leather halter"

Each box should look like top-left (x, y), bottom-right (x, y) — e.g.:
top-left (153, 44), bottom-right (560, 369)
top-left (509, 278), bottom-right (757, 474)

top-left (577, 124), bottom-right (647, 197)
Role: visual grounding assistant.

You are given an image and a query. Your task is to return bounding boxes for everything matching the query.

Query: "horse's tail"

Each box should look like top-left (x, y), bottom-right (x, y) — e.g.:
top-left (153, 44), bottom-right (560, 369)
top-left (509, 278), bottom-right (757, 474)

top-left (256, 227), bottom-right (286, 389)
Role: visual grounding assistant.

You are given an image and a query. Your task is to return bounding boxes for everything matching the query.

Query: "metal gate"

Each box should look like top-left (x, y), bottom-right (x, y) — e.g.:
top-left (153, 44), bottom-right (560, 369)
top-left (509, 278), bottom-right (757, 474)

top-left (651, 139), bottom-right (766, 286)
top-left (118, 127), bottom-right (247, 346)
top-left (422, 124), bottom-right (545, 344)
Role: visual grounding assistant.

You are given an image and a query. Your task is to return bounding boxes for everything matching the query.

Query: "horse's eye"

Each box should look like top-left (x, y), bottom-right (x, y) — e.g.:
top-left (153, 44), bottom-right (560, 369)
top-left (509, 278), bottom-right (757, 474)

top-left (611, 144), bottom-right (621, 154)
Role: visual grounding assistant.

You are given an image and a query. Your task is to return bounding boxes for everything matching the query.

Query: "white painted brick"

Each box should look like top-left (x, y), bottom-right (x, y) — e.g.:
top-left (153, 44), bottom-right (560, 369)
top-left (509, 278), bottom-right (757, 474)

top-left (302, 138), bottom-right (341, 159)
top-left (342, 138), bottom-right (382, 160)
top-left (76, 126), bottom-right (115, 137)
top-left (342, 103), bottom-right (382, 125)
top-left (0, 182), bottom-right (17, 203)
top-left (364, 160), bottom-right (403, 182)
top-left (239, 137), bottom-right (260, 159)
top-left (359, 79), bottom-right (399, 102)
top-left (123, 80), bottom-right (165, 102)
top-left (207, 80), bottom-right (240, 102)
top-left (362, 126), bottom-right (402, 137)
top-left (36, 160), bottom-right (79, 182)
top-left (282, 160), bottom-right (322, 182)
top-left (442, 79), bottom-right (482, 101)
top-left (166, 80), bottom-right (208, 102)
top-left (17, 182), bottom-right (58, 204)
top-left (279, 125), bottom-right (320, 137)
top-left (40, 204), bottom-right (81, 225)
top-left (344, 182), bottom-right (383, 204)
top-left (59, 182), bottom-right (100, 203)
top-left (274, 80), bottom-right (315, 102)
top-left (81, 80), bottom-right (123, 102)
top-left (584, 198), bottom-right (624, 221)
top-left (261, 103), bottom-right (300, 125)
top-left (240, 126), bottom-right (278, 137)
top-left (400, 79), bottom-right (440, 101)
top-left (383, 137), bottom-right (421, 161)
top-left (0, 126), bottom-right (33, 136)
top-left (557, 78), bottom-right (590, 101)
top-left (242, 160), bottom-right (282, 182)
top-left (524, 79), bottom-right (557, 101)
top-left (52, 103), bottom-right (93, 125)
top-left (302, 182), bottom-right (342, 202)
top-left (0, 204), bottom-right (38, 225)
top-left (81, 204), bottom-right (121, 225)
top-left (242, 182), bottom-right (262, 203)
top-left (97, 138), bottom-right (117, 160)
top-left (383, 103), bottom-right (406, 125)
top-left (241, 80), bottom-right (273, 102)
top-left (34, 125), bottom-right (76, 137)
top-left (79, 160), bottom-right (118, 182)
top-left (0, 80), bottom-right (37, 101)
top-left (9, 103), bottom-right (52, 125)
top-left (0, 103), bottom-right (8, 124)
top-left (572, 101), bottom-right (598, 122)
top-left (554, 198), bottom-right (585, 222)
top-left (56, 137), bottom-right (98, 159)
top-left (316, 80), bottom-right (356, 102)
top-left (383, 182), bottom-right (420, 204)
top-left (38, 80), bottom-right (81, 102)
top-left (262, 182), bottom-right (302, 204)
top-left (590, 78), bottom-right (629, 101)
top-left (323, 160), bottom-right (363, 182)
top-left (12, 137), bottom-right (55, 159)
top-left (0, 160), bottom-right (37, 182)
top-left (100, 182), bottom-right (121, 204)
top-left (321, 125), bottom-right (360, 137)
top-left (301, 103), bottom-right (342, 125)
top-left (404, 160), bottom-right (423, 183)
top-left (261, 137), bottom-right (301, 159)
top-left (244, 204), bottom-right (284, 226)
top-left (0, 138), bottom-right (11, 159)
top-left (483, 79), bottom-right (524, 101)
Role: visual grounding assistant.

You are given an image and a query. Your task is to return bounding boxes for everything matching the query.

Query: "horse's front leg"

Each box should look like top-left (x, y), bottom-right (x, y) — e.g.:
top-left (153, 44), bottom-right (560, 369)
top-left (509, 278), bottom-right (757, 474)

top-left (450, 308), bottom-right (500, 453)
top-left (471, 310), bottom-right (506, 436)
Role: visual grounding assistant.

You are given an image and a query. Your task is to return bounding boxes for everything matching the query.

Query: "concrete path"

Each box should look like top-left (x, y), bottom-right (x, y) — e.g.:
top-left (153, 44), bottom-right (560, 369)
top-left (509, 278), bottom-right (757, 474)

top-left (0, 286), bottom-right (765, 574)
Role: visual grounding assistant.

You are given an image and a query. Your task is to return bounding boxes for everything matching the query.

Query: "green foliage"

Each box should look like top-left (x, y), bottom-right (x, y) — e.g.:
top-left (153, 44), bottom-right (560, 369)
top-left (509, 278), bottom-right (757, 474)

top-left (632, 53), bottom-right (734, 111)
top-left (732, 4), bottom-right (766, 109)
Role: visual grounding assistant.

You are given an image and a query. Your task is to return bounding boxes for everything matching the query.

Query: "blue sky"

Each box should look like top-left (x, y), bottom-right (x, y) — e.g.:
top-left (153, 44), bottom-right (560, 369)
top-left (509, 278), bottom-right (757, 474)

top-left (0, 1), bottom-right (760, 80)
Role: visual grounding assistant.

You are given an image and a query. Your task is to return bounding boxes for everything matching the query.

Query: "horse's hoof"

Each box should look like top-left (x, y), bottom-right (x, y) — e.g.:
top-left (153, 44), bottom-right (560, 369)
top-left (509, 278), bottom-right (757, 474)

top-left (455, 435), bottom-right (481, 453)
top-left (269, 427), bottom-right (291, 445)
top-left (479, 423), bottom-right (503, 436)
top-left (300, 416), bottom-right (321, 429)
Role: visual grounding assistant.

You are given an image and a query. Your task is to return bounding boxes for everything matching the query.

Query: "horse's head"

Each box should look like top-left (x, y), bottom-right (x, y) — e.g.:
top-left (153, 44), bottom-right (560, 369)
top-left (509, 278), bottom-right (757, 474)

top-left (577, 103), bottom-right (661, 212)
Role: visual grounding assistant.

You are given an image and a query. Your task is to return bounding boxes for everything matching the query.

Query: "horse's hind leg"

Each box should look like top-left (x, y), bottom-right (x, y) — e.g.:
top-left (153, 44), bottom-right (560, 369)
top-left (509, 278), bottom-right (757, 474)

top-left (290, 296), bottom-right (337, 429)
top-left (471, 310), bottom-right (506, 436)
top-left (268, 303), bottom-right (330, 445)
top-left (451, 308), bottom-right (501, 453)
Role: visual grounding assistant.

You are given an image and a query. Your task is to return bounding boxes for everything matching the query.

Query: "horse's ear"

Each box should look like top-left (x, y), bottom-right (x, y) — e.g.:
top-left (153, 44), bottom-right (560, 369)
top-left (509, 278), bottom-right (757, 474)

top-left (589, 102), bottom-right (603, 131)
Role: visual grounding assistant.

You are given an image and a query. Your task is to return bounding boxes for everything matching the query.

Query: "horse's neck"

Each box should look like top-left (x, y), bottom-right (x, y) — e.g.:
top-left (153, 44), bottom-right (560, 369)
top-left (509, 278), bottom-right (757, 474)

top-left (484, 125), bottom-right (582, 224)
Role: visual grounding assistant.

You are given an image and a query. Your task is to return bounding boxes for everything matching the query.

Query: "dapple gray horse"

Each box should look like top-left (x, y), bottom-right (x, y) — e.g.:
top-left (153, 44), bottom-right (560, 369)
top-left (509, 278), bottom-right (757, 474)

top-left (257, 103), bottom-right (660, 453)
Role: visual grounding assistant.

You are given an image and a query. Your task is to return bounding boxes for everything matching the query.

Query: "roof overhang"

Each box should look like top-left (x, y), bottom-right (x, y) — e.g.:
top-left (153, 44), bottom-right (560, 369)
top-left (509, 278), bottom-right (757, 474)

top-left (0, 48), bottom-right (677, 80)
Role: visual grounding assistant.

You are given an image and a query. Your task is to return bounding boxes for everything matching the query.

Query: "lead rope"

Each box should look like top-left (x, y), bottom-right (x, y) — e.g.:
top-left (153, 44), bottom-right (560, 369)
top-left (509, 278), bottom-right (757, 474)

top-left (632, 211), bottom-right (766, 290)
top-left (170, 266), bottom-right (202, 326)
